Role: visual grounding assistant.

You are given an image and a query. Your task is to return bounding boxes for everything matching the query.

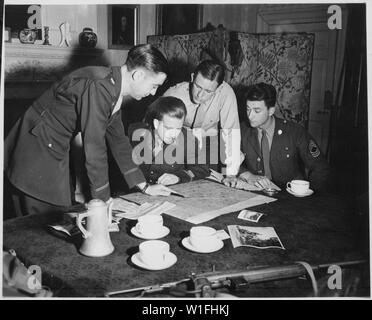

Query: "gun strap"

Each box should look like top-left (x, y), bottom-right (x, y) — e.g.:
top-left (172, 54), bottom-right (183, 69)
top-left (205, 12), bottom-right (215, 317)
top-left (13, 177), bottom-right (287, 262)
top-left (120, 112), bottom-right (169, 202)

top-left (296, 261), bottom-right (318, 297)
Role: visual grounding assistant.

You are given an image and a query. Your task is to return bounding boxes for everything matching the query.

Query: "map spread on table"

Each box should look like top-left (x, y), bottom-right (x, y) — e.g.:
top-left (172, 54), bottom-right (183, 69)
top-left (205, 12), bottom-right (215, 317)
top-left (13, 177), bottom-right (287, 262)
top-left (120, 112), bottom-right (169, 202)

top-left (119, 180), bottom-right (277, 224)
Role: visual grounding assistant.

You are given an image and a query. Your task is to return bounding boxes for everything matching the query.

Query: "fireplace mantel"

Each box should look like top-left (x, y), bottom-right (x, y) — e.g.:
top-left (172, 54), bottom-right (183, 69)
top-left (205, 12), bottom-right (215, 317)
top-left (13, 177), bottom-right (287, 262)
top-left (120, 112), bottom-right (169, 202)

top-left (4, 43), bottom-right (105, 99)
top-left (5, 43), bottom-right (104, 60)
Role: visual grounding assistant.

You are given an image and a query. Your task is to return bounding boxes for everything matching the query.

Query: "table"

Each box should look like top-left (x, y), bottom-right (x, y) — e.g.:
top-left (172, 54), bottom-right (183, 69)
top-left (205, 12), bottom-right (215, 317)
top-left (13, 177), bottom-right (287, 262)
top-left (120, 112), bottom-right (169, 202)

top-left (3, 180), bottom-right (368, 297)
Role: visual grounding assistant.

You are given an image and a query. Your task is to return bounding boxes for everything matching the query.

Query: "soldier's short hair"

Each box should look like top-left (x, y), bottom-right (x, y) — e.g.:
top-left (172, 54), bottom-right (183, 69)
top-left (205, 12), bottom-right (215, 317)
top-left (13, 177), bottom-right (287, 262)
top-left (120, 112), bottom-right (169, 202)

top-left (246, 83), bottom-right (277, 108)
top-left (126, 44), bottom-right (169, 76)
top-left (144, 96), bottom-right (187, 129)
top-left (194, 60), bottom-right (225, 86)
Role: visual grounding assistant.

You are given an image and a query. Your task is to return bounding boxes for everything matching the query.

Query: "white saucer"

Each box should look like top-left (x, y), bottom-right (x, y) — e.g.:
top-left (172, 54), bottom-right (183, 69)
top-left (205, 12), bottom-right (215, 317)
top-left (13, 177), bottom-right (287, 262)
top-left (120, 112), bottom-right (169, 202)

top-left (182, 237), bottom-right (224, 253)
top-left (286, 187), bottom-right (314, 197)
top-left (131, 226), bottom-right (170, 240)
top-left (131, 252), bottom-right (177, 270)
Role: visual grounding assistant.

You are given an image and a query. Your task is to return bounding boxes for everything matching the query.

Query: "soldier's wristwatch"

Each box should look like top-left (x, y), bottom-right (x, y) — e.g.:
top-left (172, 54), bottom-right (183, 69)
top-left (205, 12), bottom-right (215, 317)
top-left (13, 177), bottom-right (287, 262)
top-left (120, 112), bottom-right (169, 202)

top-left (137, 182), bottom-right (150, 194)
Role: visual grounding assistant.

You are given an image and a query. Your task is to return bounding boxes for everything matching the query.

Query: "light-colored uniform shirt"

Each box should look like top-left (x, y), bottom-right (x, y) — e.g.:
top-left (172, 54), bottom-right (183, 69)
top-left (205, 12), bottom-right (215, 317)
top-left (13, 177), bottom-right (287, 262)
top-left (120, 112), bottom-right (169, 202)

top-left (163, 81), bottom-right (241, 175)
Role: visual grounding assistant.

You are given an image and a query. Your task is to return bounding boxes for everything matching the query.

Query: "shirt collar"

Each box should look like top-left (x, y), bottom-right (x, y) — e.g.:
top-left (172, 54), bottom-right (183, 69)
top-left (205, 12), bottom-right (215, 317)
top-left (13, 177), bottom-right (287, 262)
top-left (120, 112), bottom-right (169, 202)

top-left (258, 116), bottom-right (275, 139)
top-left (188, 81), bottom-right (225, 107)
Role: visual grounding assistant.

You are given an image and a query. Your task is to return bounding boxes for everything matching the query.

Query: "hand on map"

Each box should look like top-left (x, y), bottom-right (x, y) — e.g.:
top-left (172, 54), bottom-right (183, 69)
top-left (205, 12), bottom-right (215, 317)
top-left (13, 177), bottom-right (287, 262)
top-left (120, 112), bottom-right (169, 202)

top-left (222, 176), bottom-right (261, 191)
top-left (222, 175), bottom-right (239, 187)
top-left (157, 173), bottom-right (180, 186)
top-left (239, 172), bottom-right (280, 191)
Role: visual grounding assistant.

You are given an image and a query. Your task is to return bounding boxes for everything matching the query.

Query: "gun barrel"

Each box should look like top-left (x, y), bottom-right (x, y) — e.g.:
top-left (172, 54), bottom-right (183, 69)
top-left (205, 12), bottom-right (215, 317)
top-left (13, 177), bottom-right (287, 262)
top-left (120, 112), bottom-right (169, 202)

top-left (195, 260), bottom-right (367, 284)
top-left (197, 265), bottom-right (305, 284)
top-left (318, 260), bottom-right (366, 269)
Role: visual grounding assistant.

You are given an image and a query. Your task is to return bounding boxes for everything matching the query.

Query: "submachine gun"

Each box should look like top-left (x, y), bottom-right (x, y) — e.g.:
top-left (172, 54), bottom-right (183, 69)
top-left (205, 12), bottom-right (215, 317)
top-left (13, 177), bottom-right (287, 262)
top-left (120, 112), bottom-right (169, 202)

top-left (104, 260), bottom-right (367, 298)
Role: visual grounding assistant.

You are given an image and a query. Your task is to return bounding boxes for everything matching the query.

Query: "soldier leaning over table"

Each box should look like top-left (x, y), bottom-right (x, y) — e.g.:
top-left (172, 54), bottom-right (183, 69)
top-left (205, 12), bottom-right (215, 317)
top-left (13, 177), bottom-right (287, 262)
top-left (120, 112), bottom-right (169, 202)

top-left (163, 59), bottom-right (241, 180)
top-left (4, 44), bottom-right (174, 216)
top-left (129, 96), bottom-right (210, 186)
top-left (223, 82), bottom-right (330, 192)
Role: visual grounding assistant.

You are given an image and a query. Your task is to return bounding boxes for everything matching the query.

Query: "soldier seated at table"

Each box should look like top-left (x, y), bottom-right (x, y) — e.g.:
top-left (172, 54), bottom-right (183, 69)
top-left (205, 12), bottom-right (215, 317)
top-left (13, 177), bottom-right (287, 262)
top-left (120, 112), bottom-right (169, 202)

top-left (129, 96), bottom-right (210, 186)
top-left (224, 82), bottom-right (330, 192)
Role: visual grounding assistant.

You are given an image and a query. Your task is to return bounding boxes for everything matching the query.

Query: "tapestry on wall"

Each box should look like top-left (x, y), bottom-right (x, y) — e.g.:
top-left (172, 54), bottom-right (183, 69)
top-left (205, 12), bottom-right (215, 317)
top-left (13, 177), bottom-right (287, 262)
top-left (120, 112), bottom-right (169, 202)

top-left (148, 30), bottom-right (314, 125)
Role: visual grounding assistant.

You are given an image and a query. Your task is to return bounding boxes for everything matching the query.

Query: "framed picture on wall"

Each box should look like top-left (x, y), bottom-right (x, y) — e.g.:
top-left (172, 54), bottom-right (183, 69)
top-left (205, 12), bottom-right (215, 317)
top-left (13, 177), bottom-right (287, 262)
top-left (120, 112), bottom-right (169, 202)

top-left (108, 4), bottom-right (139, 49)
top-left (156, 4), bottom-right (203, 35)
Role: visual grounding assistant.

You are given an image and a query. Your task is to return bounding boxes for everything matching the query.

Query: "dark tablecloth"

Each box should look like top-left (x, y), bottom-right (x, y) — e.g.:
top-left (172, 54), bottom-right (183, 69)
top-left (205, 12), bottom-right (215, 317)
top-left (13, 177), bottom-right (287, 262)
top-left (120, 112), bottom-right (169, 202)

top-left (3, 187), bottom-right (367, 297)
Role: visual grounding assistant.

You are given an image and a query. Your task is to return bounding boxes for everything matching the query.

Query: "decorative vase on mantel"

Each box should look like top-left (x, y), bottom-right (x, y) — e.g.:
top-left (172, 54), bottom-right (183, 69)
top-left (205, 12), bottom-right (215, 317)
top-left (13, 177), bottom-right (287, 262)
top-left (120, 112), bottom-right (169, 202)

top-left (79, 27), bottom-right (97, 48)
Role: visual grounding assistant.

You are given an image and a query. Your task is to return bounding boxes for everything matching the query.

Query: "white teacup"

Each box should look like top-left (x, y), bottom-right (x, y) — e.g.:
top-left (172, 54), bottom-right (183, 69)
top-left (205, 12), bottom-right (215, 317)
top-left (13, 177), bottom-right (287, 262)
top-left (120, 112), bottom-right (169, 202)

top-left (136, 214), bottom-right (163, 237)
top-left (286, 180), bottom-right (310, 195)
top-left (139, 240), bottom-right (169, 267)
top-left (190, 226), bottom-right (218, 250)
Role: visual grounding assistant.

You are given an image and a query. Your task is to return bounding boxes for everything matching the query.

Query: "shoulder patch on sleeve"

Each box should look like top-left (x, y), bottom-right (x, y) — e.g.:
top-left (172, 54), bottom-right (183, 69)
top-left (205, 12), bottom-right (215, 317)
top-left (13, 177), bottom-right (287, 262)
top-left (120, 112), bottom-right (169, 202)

top-left (309, 140), bottom-right (320, 158)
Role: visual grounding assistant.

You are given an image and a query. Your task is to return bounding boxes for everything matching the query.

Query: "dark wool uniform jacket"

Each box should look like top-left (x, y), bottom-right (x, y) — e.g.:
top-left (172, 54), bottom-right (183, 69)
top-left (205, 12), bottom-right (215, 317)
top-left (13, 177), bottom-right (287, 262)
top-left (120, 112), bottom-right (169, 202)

top-left (240, 117), bottom-right (330, 191)
top-left (128, 122), bottom-right (210, 185)
top-left (4, 66), bottom-right (146, 206)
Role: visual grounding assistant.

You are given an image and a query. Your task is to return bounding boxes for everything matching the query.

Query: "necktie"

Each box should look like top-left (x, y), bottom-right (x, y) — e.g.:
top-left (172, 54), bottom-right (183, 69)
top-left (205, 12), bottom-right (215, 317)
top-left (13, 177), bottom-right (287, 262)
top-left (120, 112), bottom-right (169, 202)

top-left (261, 129), bottom-right (272, 179)
top-left (190, 105), bottom-right (200, 129)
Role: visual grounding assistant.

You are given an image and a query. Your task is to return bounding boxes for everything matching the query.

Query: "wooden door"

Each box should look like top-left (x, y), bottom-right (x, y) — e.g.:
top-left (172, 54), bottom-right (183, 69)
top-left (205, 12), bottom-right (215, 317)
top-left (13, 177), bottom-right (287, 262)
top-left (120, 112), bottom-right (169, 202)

top-left (257, 4), bottom-right (347, 154)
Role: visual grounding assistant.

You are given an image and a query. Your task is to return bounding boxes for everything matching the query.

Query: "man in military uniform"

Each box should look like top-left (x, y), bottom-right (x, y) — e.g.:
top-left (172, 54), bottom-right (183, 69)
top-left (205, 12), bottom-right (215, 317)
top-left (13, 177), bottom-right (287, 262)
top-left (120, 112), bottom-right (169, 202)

top-left (129, 96), bottom-right (210, 185)
top-left (224, 82), bottom-right (330, 191)
top-left (163, 60), bottom-right (241, 178)
top-left (4, 44), bottom-right (173, 216)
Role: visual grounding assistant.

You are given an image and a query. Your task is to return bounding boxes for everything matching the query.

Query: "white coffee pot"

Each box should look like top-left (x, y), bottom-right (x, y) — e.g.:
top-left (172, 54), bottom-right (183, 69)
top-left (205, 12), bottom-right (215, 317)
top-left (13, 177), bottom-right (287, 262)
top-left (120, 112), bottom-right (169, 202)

top-left (77, 199), bottom-right (114, 257)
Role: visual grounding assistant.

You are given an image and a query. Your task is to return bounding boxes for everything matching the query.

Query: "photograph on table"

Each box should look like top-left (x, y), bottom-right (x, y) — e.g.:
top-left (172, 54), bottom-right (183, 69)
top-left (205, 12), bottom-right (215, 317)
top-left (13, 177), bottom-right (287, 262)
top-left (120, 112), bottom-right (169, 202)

top-left (228, 225), bottom-right (285, 249)
top-left (238, 209), bottom-right (264, 223)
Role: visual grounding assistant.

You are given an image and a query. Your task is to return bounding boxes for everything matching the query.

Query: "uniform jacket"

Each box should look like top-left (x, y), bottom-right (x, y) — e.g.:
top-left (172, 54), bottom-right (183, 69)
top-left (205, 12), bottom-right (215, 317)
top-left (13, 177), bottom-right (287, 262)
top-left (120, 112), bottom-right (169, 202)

top-left (240, 117), bottom-right (330, 191)
top-left (4, 66), bottom-right (146, 206)
top-left (128, 122), bottom-right (210, 184)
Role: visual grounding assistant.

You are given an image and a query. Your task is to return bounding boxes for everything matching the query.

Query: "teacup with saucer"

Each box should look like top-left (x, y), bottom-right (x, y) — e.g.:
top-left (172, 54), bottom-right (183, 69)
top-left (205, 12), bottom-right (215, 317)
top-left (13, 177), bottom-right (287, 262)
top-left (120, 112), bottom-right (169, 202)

top-left (182, 226), bottom-right (224, 253)
top-left (131, 214), bottom-right (170, 239)
top-left (131, 240), bottom-right (177, 270)
top-left (286, 180), bottom-right (314, 197)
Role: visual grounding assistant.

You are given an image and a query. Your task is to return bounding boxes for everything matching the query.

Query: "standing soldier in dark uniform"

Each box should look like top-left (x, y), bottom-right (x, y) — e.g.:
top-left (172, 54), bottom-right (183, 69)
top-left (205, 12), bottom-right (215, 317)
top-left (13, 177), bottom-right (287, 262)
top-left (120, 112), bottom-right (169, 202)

top-left (129, 96), bottom-right (210, 185)
top-left (224, 82), bottom-right (330, 192)
top-left (4, 44), bottom-right (173, 216)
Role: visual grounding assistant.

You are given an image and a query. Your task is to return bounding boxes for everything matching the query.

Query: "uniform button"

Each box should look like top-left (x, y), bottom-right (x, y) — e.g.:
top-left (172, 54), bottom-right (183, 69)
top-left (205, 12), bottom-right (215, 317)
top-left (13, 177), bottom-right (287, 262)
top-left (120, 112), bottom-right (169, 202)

top-left (171, 165), bottom-right (174, 167)
top-left (150, 171), bottom-right (154, 174)
top-left (286, 154), bottom-right (290, 158)
top-left (257, 157), bottom-right (261, 162)
top-left (48, 143), bottom-right (52, 148)
top-left (285, 147), bottom-right (289, 150)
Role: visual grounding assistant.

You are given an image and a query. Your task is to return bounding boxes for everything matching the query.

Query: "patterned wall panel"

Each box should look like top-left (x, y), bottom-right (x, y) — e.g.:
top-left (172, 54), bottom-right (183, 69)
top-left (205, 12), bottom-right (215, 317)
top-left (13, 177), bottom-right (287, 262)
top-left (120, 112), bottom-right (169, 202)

top-left (255, 33), bottom-right (314, 124)
top-left (148, 30), bottom-right (314, 125)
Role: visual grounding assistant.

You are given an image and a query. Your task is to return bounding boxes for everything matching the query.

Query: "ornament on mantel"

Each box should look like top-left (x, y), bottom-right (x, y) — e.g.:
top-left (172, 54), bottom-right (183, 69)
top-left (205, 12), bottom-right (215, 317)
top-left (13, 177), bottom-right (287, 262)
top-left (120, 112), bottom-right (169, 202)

top-left (43, 26), bottom-right (51, 45)
top-left (59, 22), bottom-right (71, 47)
top-left (79, 27), bottom-right (97, 48)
